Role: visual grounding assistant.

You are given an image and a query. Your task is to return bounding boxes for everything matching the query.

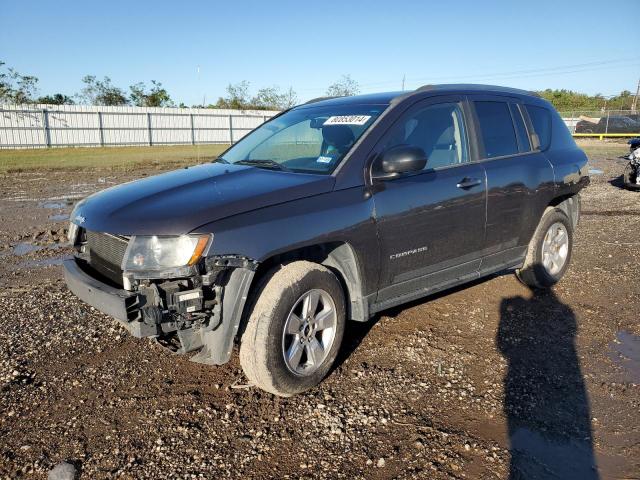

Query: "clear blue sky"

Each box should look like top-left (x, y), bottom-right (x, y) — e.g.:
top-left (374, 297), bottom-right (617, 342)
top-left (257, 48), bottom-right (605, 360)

top-left (2, 0), bottom-right (639, 105)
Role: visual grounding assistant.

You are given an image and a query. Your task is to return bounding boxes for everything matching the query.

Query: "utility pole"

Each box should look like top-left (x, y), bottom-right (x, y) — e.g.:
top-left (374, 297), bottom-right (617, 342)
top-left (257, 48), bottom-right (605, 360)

top-left (632, 77), bottom-right (640, 112)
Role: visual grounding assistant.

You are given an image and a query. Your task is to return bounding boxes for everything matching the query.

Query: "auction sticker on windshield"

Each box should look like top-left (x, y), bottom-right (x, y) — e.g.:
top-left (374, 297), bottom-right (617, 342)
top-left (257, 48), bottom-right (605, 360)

top-left (323, 115), bottom-right (371, 126)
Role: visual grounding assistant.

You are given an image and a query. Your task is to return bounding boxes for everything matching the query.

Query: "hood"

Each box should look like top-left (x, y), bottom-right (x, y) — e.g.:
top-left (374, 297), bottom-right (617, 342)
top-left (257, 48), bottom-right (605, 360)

top-left (73, 163), bottom-right (335, 235)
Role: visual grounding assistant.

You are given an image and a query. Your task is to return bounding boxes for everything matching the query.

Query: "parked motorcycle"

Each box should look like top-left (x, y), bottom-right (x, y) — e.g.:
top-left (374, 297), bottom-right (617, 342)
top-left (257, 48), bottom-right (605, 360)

top-left (623, 138), bottom-right (640, 190)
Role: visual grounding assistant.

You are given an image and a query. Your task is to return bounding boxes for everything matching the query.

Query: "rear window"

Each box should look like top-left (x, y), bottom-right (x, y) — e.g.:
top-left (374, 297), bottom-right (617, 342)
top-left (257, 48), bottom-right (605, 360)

top-left (526, 105), bottom-right (552, 150)
top-left (475, 101), bottom-right (519, 158)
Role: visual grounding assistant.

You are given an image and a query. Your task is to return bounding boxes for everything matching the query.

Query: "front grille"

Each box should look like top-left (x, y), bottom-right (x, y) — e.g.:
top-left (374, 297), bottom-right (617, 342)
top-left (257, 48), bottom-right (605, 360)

top-left (86, 231), bottom-right (129, 285)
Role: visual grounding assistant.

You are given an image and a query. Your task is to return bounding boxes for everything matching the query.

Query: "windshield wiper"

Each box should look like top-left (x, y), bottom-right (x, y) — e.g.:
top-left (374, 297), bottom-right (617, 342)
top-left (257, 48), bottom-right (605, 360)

top-left (211, 157), bottom-right (229, 164)
top-left (235, 159), bottom-right (292, 172)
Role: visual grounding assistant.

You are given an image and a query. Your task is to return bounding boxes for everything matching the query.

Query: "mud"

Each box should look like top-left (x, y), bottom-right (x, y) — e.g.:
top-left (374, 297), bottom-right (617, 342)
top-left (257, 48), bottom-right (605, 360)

top-left (0, 155), bottom-right (638, 479)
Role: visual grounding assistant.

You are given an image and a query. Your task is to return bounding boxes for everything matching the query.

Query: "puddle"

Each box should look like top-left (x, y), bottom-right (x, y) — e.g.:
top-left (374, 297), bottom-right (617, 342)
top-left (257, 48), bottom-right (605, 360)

top-left (49, 213), bottom-right (69, 221)
top-left (39, 201), bottom-right (69, 209)
top-left (12, 243), bottom-right (43, 256)
top-left (588, 168), bottom-right (604, 175)
top-left (19, 255), bottom-right (70, 269)
top-left (510, 427), bottom-right (599, 479)
top-left (608, 330), bottom-right (640, 383)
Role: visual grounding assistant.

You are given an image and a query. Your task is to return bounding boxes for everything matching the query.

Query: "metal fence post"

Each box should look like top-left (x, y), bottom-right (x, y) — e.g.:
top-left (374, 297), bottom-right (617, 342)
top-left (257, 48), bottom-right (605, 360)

top-left (605, 111), bottom-right (610, 136)
top-left (42, 108), bottom-right (51, 147)
top-left (228, 115), bottom-right (234, 144)
top-left (263, 115), bottom-right (268, 124)
top-left (190, 114), bottom-right (195, 145)
top-left (147, 112), bottom-right (153, 146)
top-left (97, 111), bottom-right (105, 147)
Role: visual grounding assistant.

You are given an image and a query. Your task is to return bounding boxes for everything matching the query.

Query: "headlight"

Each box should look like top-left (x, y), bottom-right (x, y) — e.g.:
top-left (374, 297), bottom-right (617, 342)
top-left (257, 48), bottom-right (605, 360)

top-left (122, 234), bottom-right (211, 274)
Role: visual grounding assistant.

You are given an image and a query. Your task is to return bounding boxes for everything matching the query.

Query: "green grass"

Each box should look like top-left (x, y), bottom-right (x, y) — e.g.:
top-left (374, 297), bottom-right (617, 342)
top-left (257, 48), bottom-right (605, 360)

top-left (0, 144), bottom-right (230, 173)
top-left (575, 139), bottom-right (629, 160)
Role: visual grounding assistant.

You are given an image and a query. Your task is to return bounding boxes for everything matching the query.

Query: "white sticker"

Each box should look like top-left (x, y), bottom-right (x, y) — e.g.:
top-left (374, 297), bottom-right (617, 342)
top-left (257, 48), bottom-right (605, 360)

top-left (323, 115), bottom-right (371, 126)
top-left (317, 156), bottom-right (333, 164)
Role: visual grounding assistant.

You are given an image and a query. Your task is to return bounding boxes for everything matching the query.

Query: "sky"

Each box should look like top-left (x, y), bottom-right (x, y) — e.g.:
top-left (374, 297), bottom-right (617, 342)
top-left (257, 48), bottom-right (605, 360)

top-left (1, 0), bottom-right (639, 105)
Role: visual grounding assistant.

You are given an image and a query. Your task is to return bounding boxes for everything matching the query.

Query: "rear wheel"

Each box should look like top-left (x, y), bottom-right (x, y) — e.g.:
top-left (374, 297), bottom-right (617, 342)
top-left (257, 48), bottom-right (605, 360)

top-left (516, 208), bottom-right (573, 289)
top-left (239, 261), bottom-right (345, 397)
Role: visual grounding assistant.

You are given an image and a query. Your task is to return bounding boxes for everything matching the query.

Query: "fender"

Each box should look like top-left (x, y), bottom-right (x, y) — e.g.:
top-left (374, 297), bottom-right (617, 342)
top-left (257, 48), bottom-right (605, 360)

top-left (193, 186), bottom-right (379, 320)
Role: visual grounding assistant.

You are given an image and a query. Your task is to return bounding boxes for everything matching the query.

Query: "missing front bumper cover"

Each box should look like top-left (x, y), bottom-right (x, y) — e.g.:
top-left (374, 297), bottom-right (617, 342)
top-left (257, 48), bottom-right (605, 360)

top-left (64, 255), bottom-right (257, 365)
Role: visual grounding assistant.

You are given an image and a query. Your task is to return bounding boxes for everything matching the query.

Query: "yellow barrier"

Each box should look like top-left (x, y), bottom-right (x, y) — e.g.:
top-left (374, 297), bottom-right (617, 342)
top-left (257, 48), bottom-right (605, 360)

top-left (573, 133), bottom-right (640, 140)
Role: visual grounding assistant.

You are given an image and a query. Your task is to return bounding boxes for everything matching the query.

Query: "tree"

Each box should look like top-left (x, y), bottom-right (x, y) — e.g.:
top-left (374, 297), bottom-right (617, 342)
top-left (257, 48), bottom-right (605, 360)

top-left (214, 81), bottom-right (252, 109)
top-left (129, 80), bottom-right (173, 107)
top-left (79, 75), bottom-right (128, 106)
top-left (536, 89), bottom-right (636, 112)
top-left (252, 86), bottom-right (297, 109)
top-left (326, 74), bottom-right (359, 97)
top-left (0, 61), bottom-right (39, 103)
top-left (36, 93), bottom-right (75, 105)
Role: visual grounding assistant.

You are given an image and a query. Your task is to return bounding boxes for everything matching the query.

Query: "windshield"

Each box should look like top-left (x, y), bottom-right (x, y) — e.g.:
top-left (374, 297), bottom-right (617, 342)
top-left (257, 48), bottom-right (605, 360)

top-left (220, 104), bottom-right (386, 174)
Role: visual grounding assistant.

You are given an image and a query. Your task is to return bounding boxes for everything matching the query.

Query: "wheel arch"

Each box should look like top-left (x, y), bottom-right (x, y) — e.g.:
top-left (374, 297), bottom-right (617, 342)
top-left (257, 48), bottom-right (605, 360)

top-left (548, 193), bottom-right (581, 229)
top-left (249, 241), bottom-right (368, 323)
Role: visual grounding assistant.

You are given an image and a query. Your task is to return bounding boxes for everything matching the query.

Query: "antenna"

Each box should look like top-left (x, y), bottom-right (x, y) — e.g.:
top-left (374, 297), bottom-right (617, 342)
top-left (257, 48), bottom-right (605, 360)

top-left (402, 74), bottom-right (406, 91)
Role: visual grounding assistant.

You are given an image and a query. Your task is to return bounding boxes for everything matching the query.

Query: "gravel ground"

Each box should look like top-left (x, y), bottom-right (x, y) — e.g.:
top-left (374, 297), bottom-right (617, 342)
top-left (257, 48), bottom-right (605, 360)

top-left (0, 150), bottom-right (638, 479)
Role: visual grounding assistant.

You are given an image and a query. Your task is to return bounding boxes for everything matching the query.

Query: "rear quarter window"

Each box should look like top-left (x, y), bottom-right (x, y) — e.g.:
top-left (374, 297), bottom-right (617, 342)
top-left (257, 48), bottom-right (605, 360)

top-left (525, 105), bottom-right (552, 150)
top-left (474, 101), bottom-right (519, 158)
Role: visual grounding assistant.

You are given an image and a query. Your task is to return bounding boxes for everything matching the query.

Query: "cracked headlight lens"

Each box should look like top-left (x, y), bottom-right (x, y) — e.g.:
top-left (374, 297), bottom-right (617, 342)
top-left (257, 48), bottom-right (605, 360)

top-left (122, 234), bottom-right (211, 273)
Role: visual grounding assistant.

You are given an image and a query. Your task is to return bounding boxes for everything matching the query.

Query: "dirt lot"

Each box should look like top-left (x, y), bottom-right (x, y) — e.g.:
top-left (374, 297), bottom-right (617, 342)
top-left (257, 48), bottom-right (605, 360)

top-left (0, 143), bottom-right (638, 479)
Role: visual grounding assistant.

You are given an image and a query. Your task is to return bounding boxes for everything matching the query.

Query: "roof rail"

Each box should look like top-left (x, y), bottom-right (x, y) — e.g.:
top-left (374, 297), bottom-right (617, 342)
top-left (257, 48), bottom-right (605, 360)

top-left (413, 84), bottom-right (540, 97)
top-left (304, 96), bottom-right (341, 105)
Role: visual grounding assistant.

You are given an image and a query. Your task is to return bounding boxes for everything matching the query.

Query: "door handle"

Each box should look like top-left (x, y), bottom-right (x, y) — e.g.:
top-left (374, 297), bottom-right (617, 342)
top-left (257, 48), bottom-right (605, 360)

top-left (456, 177), bottom-right (482, 189)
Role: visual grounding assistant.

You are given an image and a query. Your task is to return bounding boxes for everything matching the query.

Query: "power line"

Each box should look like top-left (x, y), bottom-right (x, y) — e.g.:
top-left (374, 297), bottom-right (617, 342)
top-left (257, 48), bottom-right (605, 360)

top-left (296, 57), bottom-right (640, 94)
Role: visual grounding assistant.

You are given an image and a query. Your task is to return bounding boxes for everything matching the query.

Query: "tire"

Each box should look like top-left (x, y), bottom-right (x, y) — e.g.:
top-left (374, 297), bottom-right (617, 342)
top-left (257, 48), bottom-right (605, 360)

top-left (516, 208), bottom-right (573, 289)
top-left (623, 163), bottom-right (640, 191)
top-left (239, 261), bottom-right (345, 397)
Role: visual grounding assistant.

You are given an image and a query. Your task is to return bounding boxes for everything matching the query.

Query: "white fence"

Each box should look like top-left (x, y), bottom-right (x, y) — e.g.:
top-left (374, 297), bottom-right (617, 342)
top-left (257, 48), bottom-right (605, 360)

top-left (0, 104), bottom-right (279, 149)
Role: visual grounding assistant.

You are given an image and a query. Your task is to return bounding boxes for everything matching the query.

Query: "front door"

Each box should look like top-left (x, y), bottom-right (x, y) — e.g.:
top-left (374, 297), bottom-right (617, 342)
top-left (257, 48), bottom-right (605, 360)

top-left (371, 96), bottom-right (487, 306)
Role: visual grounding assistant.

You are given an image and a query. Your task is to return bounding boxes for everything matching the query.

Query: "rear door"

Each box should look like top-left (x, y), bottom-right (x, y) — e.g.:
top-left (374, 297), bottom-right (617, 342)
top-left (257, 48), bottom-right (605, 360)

top-left (371, 96), bottom-right (487, 305)
top-left (469, 95), bottom-right (555, 273)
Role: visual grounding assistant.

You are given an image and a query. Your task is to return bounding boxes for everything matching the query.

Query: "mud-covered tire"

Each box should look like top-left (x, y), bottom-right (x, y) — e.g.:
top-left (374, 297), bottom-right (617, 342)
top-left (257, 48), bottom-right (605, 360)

top-left (516, 208), bottom-right (573, 289)
top-left (623, 163), bottom-right (640, 191)
top-left (239, 261), bottom-right (345, 397)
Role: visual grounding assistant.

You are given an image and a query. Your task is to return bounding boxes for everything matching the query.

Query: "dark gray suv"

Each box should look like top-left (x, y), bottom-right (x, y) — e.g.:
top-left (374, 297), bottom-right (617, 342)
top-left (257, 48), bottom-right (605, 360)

top-left (64, 84), bottom-right (589, 396)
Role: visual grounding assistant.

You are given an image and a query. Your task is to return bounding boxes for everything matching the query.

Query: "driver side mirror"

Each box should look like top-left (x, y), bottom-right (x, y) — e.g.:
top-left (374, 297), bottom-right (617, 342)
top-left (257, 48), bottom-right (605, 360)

top-left (373, 145), bottom-right (427, 179)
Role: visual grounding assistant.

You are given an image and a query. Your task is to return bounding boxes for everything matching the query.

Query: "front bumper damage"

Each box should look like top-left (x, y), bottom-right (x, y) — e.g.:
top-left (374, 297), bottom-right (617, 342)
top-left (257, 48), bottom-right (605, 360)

top-left (63, 255), bottom-right (257, 365)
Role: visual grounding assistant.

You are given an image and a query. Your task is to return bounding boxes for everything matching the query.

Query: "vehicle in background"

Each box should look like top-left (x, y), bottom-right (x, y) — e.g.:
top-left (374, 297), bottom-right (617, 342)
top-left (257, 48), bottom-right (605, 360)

top-left (63, 84), bottom-right (589, 396)
top-left (575, 115), bottom-right (640, 134)
top-left (623, 137), bottom-right (640, 190)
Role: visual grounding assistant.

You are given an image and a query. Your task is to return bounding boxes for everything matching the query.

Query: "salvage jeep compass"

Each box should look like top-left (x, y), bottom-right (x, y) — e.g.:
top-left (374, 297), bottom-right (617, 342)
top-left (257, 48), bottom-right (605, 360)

top-left (64, 85), bottom-right (589, 396)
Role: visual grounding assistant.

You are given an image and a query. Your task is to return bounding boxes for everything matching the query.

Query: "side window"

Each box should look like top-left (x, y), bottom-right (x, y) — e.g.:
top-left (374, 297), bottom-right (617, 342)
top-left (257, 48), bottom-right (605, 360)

top-left (475, 101), bottom-right (519, 158)
top-left (381, 102), bottom-right (468, 169)
top-left (510, 104), bottom-right (531, 152)
top-left (525, 105), bottom-right (552, 150)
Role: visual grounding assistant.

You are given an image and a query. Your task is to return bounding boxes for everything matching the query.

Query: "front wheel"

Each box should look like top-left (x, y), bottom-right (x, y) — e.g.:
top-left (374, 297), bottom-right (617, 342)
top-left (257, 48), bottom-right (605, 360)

top-left (239, 261), bottom-right (345, 397)
top-left (516, 208), bottom-right (573, 289)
